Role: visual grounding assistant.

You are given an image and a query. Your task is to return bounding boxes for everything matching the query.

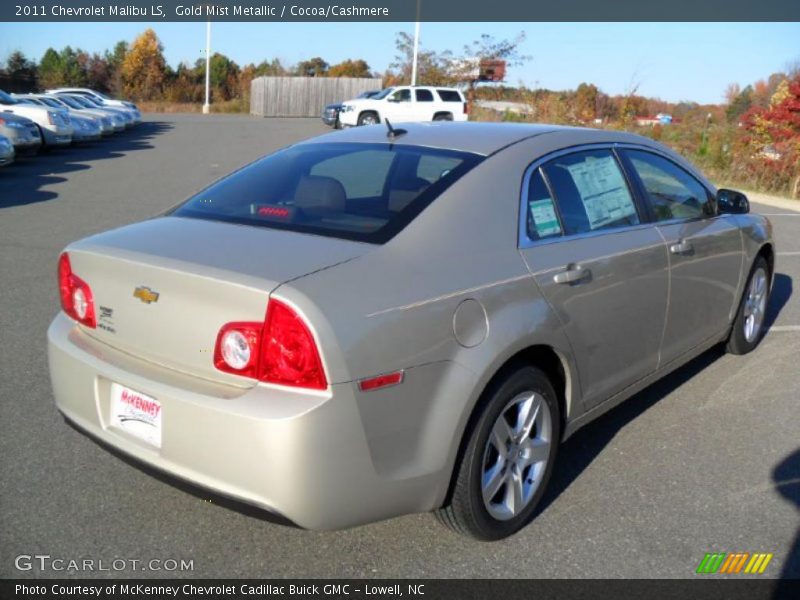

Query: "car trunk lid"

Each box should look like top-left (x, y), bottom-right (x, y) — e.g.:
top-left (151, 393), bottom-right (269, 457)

top-left (65, 216), bottom-right (366, 386)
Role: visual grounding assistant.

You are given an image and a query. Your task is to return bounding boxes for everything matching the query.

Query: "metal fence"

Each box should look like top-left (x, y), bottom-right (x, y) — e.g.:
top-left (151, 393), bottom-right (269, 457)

top-left (250, 76), bottom-right (383, 117)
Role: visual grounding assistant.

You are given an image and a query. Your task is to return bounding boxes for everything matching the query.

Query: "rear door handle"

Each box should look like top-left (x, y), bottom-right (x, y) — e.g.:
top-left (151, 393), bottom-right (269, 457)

top-left (669, 239), bottom-right (693, 255)
top-left (553, 265), bottom-right (590, 284)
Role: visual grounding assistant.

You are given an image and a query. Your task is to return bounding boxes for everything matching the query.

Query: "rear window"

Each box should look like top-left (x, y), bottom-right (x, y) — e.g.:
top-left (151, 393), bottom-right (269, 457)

top-left (437, 90), bottom-right (463, 102)
top-left (172, 143), bottom-right (482, 244)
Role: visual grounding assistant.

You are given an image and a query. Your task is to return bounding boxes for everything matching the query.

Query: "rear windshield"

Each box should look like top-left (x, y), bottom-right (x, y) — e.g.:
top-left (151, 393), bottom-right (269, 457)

top-left (172, 142), bottom-right (483, 244)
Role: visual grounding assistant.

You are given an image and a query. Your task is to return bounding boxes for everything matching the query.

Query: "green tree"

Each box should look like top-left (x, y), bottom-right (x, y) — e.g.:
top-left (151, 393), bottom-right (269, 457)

top-left (38, 47), bottom-right (64, 88)
top-left (4, 50), bottom-right (37, 81)
top-left (105, 41), bottom-right (129, 96)
top-left (727, 85), bottom-right (753, 123)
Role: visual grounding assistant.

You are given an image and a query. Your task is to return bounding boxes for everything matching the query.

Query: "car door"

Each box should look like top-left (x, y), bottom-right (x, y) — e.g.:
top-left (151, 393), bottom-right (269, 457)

top-left (383, 88), bottom-right (412, 122)
top-left (620, 148), bottom-right (743, 365)
top-left (518, 148), bottom-right (669, 409)
top-left (414, 88), bottom-right (435, 121)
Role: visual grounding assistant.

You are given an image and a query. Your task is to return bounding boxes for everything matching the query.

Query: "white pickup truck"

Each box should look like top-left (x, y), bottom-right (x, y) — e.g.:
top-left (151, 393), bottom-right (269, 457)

top-left (338, 86), bottom-right (468, 127)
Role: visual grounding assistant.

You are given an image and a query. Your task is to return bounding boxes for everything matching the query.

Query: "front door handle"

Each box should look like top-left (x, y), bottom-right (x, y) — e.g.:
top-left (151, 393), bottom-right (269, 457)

top-left (669, 239), bottom-right (693, 255)
top-left (553, 264), bottom-right (590, 284)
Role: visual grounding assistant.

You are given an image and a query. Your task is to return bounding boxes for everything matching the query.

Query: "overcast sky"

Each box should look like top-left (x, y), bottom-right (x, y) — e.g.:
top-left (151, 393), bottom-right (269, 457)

top-left (1, 22), bottom-right (798, 104)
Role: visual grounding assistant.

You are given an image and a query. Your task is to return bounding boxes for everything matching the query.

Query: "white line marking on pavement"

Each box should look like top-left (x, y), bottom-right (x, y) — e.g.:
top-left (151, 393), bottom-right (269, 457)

top-left (768, 326), bottom-right (800, 332)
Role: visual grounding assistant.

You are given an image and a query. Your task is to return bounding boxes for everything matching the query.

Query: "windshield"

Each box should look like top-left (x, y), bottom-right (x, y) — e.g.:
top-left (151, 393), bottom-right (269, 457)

top-left (57, 96), bottom-right (83, 109)
top-left (69, 96), bottom-right (94, 108)
top-left (38, 97), bottom-right (62, 108)
top-left (371, 88), bottom-right (394, 100)
top-left (172, 142), bottom-right (483, 244)
top-left (0, 90), bottom-right (18, 105)
top-left (83, 97), bottom-right (104, 107)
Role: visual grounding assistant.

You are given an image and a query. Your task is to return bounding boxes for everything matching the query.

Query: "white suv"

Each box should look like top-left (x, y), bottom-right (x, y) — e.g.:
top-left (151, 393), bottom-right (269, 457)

top-left (339, 86), bottom-right (468, 127)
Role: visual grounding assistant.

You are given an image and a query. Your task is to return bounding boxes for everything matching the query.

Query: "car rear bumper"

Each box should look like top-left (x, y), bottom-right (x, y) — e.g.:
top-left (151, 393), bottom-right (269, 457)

top-left (48, 313), bottom-right (461, 529)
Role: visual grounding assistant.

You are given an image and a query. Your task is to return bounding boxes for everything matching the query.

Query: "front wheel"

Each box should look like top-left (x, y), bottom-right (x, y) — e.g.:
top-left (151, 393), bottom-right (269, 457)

top-left (436, 365), bottom-right (561, 540)
top-left (357, 112), bottom-right (379, 126)
top-left (726, 256), bottom-right (770, 354)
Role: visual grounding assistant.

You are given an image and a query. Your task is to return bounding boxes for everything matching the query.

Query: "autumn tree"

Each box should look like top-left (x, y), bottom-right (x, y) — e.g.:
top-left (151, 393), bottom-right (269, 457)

top-left (388, 32), bottom-right (453, 85)
top-left (328, 59), bottom-right (371, 78)
top-left (295, 57), bottom-right (329, 77)
top-left (574, 83), bottom-right (599, 122)
top-left (121, 28), bottom-right (168, 100)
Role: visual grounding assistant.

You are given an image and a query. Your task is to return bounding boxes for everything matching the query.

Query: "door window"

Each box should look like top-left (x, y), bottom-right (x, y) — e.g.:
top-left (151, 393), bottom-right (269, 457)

top-left (415, 89), bottom-right (434, 102)
top-left (625, 150), bottom-right (711, 221)
top-left (541, 149), bottom-right (640, 235)
top-left (390, 89), bottom-right (411, 102)
top-left (526, 169), bottom-right (562, 240)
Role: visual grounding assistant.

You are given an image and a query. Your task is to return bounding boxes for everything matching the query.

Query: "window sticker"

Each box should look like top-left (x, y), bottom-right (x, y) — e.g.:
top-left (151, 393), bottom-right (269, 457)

top-left (529, 198), bottom-right (562, 237)
top-left (566, 156), bottom-right (637, 229)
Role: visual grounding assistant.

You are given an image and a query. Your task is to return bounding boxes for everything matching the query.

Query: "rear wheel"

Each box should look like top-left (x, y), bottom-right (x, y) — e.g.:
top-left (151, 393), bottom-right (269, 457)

top-left (726, 256), bottom-right (770, 354)
top-left (436, 365), bottom-right (560, 540)
top-left (358, 111), bottom-right (379, 126)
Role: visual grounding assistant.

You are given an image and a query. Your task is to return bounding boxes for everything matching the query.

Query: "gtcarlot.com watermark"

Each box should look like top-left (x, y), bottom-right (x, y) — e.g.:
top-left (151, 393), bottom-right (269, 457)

top-left (14, 554), bottom-right (194, 573)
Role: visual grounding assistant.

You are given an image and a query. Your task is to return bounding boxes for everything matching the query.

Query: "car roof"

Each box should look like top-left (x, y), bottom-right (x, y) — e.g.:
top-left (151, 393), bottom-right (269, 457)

top-left (302, 122), bottom-right (652, 157)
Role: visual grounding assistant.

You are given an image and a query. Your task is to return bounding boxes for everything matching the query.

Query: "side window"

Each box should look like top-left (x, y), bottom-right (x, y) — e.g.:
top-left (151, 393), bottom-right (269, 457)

top-left (415, 89), bottom-right (434, 102)
top-left (541, 149), bottom-right (640, 235)
top-left (437, 90), bottom-right (462, 102)
top-left (310, 150), bottom-right (395, 198)
top-left (625, 150), bottom-right (711, 221)
top-left (526, 169), bottom-right (562, 240)
top-left (390, 89), bottom-right (411, 102)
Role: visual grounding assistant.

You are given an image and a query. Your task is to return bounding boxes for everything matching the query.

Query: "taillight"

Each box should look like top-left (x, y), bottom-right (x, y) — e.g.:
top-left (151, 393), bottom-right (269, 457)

top-left (57, 252), bottom-right (96, 328)
top-left (214, 299), bottom-right (327, 390)
top-left (464, 101), bottom-right (469, 115)
top-left (213, 322), bottom-right (261, 378)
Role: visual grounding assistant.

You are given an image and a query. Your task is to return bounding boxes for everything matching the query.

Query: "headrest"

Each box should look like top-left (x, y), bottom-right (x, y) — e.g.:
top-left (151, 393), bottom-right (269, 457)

top-left (293, 176), bottom-right (346, 212)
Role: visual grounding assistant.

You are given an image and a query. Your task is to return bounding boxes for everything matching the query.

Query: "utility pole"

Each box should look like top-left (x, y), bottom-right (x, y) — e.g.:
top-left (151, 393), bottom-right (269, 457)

top-left (203, 20), bottom-right (211, 114)
top-left (410, 0), bottom-right (421, 86)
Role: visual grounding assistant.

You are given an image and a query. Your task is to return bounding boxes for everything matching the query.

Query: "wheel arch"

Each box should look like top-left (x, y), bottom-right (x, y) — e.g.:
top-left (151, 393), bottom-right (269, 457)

top-left (358, 110), bottom-right (380, 125)
top-left (440, 343), bottom-right (574, 507)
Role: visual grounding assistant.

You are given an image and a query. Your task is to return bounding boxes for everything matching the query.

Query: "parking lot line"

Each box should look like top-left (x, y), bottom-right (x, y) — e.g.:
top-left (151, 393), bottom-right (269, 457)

top-left (768, 325), bottom-right (800, 332)
top-left (776, 251), bottom-right (800, 256)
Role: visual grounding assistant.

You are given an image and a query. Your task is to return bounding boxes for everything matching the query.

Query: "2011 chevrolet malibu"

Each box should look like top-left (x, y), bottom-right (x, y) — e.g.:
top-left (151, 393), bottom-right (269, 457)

top-left (48, 123), bottom-right (774, 540)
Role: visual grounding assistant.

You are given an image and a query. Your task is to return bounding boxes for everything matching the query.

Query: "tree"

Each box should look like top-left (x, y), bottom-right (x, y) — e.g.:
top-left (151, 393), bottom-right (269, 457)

top-left (328, 59), bottom-right (371, 78)
top-left (574, 83), bottom-right (599, 122)
top-left (254, 58), bottom-right (287, 77)
top-left (105, 41), bottom-right (128, 96)
top-left (4, 50), bottom-right (37, 81)
top-left (121, 28), bottom-right (168, 100)
top-left (726, 85), bottom-right (753, 123)
top-left (208, 52), bottom-right (240, 100)
top-left (85, 53), bottom-right (111, 92)
top-left (38, 48), bottom-right (64, 88)
top-left (59, 46), bottom-right (88, 86)
top-left (389, 32), bottom-right (453, 85)
top-left (295, 57), bottom-right (329, 77)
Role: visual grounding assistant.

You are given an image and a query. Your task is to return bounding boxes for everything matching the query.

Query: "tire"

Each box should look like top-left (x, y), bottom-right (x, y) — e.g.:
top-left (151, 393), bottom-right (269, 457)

top-left (433, 112), bottom-right (454, 121)
top-left (726, 255), bottom-right (770, 355)
top-left (436, 365), bottom-right (561, 540)
top-left (334, 117), bottom-right (342, 130)
top-left (357, 111), bottom-right (379, 126)
top-left (35, 125), bottom-right (48, 153)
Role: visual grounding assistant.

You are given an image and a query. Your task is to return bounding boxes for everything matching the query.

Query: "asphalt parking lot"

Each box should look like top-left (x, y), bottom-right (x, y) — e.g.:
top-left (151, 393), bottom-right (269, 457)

top-left (0, 114), bottom-right (797, 579)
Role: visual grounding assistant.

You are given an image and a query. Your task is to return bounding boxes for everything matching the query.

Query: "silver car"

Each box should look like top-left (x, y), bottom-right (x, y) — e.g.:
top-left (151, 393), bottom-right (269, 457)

top-left (48, 123), bottom-right (773, 540)
top-left (0, 134), bottom-right (14, 166)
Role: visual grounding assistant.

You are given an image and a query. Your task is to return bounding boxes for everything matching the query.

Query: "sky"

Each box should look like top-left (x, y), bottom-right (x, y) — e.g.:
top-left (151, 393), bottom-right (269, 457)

top-left (0, 21), bottom-right (798, 104)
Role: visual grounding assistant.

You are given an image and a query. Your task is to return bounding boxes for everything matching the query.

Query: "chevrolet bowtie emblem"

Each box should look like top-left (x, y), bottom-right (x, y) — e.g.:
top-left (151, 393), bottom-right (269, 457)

top-left (133, 286), bottom-right (160, 304)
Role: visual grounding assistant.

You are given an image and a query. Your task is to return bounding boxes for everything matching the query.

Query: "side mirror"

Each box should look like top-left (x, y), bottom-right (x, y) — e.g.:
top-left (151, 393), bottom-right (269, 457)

top-left (717, 188), bottom-right (749, 214)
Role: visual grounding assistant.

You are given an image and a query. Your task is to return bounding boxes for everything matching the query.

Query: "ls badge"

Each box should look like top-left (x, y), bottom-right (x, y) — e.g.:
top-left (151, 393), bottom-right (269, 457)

top-left (133, 286), bottom-right (160, 304)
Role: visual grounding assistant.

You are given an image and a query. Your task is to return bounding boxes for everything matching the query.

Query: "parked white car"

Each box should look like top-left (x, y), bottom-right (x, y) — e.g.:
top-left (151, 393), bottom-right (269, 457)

top-left (0, 89), bottom-right (72, 148)
top-left (338, 86), bottom-right (468, 127)
top-left (47, 88), bottom-right (142, 124)
top-left (48, 94), bottom-right (125, 132)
